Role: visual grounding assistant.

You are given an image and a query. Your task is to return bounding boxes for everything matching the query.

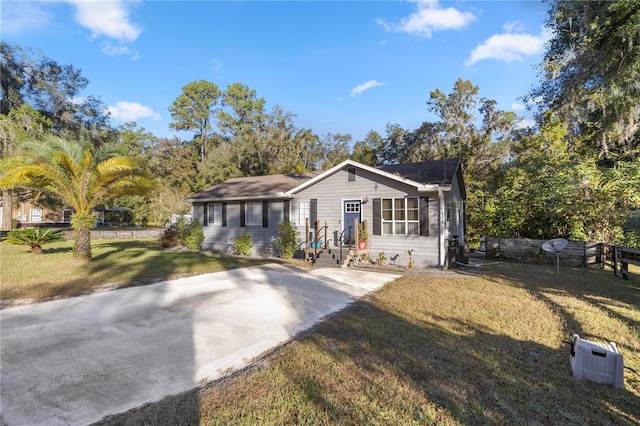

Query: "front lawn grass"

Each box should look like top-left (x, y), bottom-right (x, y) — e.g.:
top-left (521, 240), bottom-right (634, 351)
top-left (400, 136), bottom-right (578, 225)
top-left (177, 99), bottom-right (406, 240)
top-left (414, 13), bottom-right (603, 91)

top-left (1, 239), bottom-right (272, 303)
top-left (98, 263), bottom-right (640, 425)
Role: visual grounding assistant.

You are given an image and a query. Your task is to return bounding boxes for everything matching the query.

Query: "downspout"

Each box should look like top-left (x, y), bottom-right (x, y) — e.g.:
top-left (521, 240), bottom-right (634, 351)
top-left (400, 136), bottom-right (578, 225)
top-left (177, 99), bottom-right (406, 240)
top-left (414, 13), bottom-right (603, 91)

top-left (438, 188), bottom-right (446, 268)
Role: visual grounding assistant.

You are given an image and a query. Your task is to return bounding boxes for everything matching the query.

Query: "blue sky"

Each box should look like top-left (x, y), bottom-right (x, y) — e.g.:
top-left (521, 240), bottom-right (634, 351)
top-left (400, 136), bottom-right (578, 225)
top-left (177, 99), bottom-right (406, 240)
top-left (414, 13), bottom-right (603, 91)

top-left (2, 1), bottom-right (549, 143)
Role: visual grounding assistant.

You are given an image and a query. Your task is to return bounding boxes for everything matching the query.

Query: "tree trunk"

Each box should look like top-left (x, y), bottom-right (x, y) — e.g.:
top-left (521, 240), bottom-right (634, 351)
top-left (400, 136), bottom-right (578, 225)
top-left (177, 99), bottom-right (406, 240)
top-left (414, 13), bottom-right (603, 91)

top-left (71, 210), bottom-right (95, 260)
top-left (31, 245), bottom-right (42, 255)
top-left (73, 225), bottom-right (92, 260)
top-left (1, 190), bottom-right (12, 232)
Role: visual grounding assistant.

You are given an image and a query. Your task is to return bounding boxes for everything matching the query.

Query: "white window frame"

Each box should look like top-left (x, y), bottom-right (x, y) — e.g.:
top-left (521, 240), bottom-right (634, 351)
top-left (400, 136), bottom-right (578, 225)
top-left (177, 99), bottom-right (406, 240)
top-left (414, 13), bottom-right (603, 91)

top-left (30, 209), bottom-right (43, 223)
top-left (345, 202), bottom-right (360, 214)
top-left (207, 203), bottom-right (222, 225)
top-left (246, 202), bottom-right (262, 226)
top-left (381, 197), bottom-right (419, 236)
top-left (290, 201), bottom-right (310, 226)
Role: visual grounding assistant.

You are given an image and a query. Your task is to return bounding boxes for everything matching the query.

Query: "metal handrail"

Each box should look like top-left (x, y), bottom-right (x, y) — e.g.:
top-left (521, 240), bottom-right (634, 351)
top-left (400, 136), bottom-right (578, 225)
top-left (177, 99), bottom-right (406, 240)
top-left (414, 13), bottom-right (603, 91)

top-left (309, 225), bottom-right (328, 262)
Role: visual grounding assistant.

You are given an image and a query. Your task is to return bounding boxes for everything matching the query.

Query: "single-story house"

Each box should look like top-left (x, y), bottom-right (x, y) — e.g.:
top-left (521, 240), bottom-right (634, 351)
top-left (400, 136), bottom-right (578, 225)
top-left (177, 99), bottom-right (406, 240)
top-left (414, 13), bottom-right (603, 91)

top-left (185, 158), bottom-right (466, 268)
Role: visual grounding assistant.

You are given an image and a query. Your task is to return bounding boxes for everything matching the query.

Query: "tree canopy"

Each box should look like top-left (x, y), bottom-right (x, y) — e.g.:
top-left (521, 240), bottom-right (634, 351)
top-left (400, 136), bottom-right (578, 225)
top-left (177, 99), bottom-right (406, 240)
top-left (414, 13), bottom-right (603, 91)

top-left (0, 137), bottom-right (156, 259)
top-left (2, 2), bottom-right (639, 252)
top-left (0, 42), bottom-right (113, 144)
top-left (168, 80), bottom-right (221, 162)
top-left (528, 0), bottom-right (640, 161)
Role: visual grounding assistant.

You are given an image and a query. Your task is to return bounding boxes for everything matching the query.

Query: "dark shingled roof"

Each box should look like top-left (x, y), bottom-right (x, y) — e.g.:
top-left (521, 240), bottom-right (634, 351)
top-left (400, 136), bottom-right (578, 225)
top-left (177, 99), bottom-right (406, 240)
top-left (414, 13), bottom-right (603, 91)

top-left (377, 158), bottom-right (461, 185)
top-left (186, 171), bottom-right (322, 201)
top-left (187, 158), bottom-right (463, 202)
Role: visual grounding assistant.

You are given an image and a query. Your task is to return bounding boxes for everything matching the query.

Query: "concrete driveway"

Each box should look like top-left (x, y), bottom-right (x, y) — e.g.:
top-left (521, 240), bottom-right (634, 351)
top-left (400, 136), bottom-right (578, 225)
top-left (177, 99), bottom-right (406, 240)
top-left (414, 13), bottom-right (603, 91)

top-left (0, 264), bottom-right (400, 425)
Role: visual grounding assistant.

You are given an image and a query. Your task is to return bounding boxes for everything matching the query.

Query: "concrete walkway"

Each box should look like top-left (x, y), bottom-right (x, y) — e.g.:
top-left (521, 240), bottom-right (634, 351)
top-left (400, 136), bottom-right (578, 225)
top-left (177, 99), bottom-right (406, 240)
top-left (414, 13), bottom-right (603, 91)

top-left (0, 264), bottom-right (400, 425)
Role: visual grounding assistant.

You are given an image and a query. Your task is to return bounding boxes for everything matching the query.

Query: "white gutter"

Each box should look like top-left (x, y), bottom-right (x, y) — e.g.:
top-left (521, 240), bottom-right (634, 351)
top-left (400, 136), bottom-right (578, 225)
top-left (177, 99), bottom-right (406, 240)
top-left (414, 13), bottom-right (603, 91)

top-left (184, 194), bottom-right (293, 203)
top-left (417, 184), bottom-right (443, 193)
top-left (438, 188), bottom-right (446, 268)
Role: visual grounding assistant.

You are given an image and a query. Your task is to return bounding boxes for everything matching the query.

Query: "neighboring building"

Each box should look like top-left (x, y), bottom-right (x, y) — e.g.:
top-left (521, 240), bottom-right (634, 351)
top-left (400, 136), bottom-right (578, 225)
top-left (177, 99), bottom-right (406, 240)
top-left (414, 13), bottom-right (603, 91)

top-left (0, 198), bottom-right (71, 229)
top-left (0, 198), bottom-right (131, 229)
top-left (186, 158), bottom-right (466, 268)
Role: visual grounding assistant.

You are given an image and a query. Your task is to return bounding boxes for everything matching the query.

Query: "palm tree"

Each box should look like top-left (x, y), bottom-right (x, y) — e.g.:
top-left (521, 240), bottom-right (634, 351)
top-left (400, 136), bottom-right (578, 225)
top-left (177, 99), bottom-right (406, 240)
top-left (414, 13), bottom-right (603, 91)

top-left (5, 227), bottom-right (63, 254)
top-left (0, 137), bottom-right (156, 260)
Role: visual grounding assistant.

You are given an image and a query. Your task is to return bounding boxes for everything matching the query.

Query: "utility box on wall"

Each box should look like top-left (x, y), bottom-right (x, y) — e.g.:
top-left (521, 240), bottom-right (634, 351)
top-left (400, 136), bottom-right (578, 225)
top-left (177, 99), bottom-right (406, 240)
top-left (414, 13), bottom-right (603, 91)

top-left (569, 334), bottom-right (624, 389)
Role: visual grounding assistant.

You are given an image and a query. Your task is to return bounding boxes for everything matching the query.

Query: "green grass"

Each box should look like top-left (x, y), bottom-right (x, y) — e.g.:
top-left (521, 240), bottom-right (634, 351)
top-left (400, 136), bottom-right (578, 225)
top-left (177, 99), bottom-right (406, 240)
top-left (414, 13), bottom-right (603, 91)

top-left (96, 263), bottom-right (640, 426)
top-left (0, 238), bottom-right (274, 303)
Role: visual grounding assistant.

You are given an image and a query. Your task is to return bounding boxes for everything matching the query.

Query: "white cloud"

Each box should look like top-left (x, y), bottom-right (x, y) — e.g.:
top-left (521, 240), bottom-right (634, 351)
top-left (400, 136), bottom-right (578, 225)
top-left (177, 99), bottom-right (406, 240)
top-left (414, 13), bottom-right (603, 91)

top-left (502, 20), bottom-right (525, 33)
top-left (377, 0), bottom-right (475, 38)
top-left (511, 102), bottom-right (526, 111)
top-left (107, 101), bottom-right (160, 121)
top-left (101, 43), bottom-right (127, 55)
top-left (515, 118), bottom-right (536, 129)
top-left (350, 80), bottom-right (384, 97)
top-left (67, 0), bottom-right (141, 42)
top-left (100, 42), bottom-right (140, 59)
top-left (529, 95), bottom-right (544, 105)
top-left (466, 25), bottom-right (549, 65)
top-left (1, 2), bottom-right (54, 34)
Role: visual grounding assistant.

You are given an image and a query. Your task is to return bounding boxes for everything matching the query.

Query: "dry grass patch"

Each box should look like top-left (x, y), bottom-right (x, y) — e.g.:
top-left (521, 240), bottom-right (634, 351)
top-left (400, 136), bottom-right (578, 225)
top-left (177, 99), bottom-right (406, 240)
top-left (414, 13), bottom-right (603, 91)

top-left (487, 263), bottom-right (640, 356)
top-left (98, 263), bottom-right (639, 425)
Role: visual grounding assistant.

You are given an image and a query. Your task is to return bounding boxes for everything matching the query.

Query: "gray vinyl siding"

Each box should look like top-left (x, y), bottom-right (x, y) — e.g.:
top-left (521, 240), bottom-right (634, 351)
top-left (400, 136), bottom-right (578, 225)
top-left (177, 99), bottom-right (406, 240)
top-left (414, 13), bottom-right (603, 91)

top-left (295, 167), bottom-right (441, 267)
top-left (195, 200), bottom-right (285, 255)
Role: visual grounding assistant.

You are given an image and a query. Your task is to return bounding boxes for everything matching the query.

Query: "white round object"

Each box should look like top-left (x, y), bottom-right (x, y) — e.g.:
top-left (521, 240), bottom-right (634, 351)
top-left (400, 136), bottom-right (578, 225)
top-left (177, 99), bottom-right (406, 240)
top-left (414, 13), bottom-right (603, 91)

top-left (542, 238), bottom-right (568, 253)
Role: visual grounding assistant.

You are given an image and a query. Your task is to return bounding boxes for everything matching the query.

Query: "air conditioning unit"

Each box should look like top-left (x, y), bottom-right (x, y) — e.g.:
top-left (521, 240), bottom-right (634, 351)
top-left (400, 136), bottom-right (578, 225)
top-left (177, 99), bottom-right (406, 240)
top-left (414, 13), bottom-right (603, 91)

top-left (569, 334), bottom-right (624, 389)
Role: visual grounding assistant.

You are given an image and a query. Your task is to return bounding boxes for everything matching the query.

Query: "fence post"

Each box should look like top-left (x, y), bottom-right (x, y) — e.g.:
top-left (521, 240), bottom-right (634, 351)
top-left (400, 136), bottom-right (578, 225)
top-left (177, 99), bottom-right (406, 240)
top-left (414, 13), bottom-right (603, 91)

top-left (621, 247), bottom-right (629, 280)
top-left (596, 243), bottom-right (603, 269)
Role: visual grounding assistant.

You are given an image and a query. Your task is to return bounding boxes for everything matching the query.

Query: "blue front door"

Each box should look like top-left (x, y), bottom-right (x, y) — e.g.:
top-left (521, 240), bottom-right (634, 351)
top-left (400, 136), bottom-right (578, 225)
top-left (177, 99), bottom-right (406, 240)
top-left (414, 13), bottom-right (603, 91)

top-left (343, 200), bottom-right (361, 239)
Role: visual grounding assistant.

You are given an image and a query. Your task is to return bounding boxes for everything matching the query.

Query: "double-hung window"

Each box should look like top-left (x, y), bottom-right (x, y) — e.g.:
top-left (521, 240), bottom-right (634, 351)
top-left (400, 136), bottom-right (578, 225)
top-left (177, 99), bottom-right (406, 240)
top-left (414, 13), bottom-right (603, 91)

top-left (381, 198), bottom-right (419, 235)
top-left (290, 201), bottom-right (310, 226)
top-left (30, 209), bottom-right (43, 223)
top-left (246, 202), bottom-right (263, 226)
top-left (207, 203), bottom-right (222, 225)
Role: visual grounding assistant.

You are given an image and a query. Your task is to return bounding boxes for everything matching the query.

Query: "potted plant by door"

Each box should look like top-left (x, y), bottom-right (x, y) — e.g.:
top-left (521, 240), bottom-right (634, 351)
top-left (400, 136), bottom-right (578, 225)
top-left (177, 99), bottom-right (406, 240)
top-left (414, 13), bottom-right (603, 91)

top-left (358, 222), bottom-right (368, 249)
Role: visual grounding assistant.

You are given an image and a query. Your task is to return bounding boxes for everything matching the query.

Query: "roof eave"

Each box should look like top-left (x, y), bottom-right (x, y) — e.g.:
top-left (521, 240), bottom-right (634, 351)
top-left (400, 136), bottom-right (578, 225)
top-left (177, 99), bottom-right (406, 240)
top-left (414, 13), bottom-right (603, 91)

top-left (418, 184), bottom-right (445, 193)
top-left (286, 159), bottom-right (439, 194)
top-left (184, 193), bottom-right (292, 203)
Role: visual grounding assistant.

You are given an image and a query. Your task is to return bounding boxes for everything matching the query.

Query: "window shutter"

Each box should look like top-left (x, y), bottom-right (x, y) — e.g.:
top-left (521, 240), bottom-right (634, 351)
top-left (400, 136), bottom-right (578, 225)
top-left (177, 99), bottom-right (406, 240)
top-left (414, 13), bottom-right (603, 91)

top-left (420, 197), bottom-right (429, 236)
top-left (310, 199), bottom-right (317, 227)
top-left (222, 202), bottom-right (227, 227)
top-left (262, 201), bottom-right (268, 228)
top-left (240, 202), bottom-right (246, 227)
top-left (372, 198), bottom-right (381, 235)
top-left (284, 200), bottom-right (290, 222)
top-left (203, 204), bottom-right (208, 225)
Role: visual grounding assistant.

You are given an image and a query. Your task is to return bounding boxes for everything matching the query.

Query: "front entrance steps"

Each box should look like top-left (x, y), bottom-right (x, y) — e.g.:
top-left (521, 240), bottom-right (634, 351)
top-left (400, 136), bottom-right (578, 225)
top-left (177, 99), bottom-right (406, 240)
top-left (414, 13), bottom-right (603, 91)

top-left (307, 246), bottom-right (370, 268)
